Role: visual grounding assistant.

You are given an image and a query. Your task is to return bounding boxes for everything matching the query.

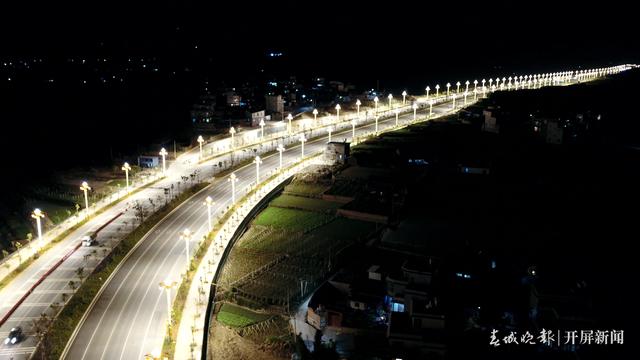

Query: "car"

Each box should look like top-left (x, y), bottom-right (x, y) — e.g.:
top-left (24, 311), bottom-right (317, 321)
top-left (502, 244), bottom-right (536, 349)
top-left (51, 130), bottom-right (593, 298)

top-left (81, 232), bottom-right (98, 247)
top-left (4, 327), bottom-right (23, 345)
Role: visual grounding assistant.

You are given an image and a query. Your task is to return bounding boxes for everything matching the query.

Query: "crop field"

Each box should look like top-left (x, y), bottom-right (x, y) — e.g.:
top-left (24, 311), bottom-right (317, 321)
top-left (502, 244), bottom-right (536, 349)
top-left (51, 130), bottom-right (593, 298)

top-left (270, 194), bottom-right (342, 213)
top-left (283, 182), bottom-right (329, 197)
top-left (253, 207), bottom-right (333, 232)
top-left (216, 303), bottom-right (271, 328)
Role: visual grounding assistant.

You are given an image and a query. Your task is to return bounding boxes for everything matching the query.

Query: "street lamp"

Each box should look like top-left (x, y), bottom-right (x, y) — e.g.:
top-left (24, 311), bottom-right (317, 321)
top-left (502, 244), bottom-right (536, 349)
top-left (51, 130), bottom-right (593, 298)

top-left (435, 84), bottom-right (440, 97)
top-left (387, 94), bottom-right (393, 111)
top-left (159, 148), bottom-right (168, 175)
top-left (473, 88), bottom-right (478, 101)
top-left (402, 90), bottom-right (407, 105)
top-left (204, 196), bottom-right (214, 232)
top-left (473, 79), bottom-right (478, 91)
top-left (277, 144), bottom-right (285, 170)
top-left (425, 86), bottom-right (430, 99)
top-left (394, 108), bottom-right (400, 126)
top-left (351, 118), bottom-right (357, 139)
top-left (80, 181), bottom-right (91, 215)
top-left (429, 100), bottom-right (434, 116)
top-left (488, 78), bottom-right (493, 89)
top-left (122, 162), bottom-right (131, 193)
top-left (463, 90), bottom-right (468, 105)
top-left (197, 135), bottom-right (204, 160)
top-left (456, 81), bottom-right (461, 93)
top-left (355, 99), bottom-right (361, 118)
top-left (465, 80), bottom-right (470, 93)
top-left (229, 127), bottom-right (236, 150)
top-left (31, 208), bottom-right (45, 249)
top-left (299, 135), bottom-right (306, 158)
top-left (451, 93), bottom-right (456, 110)
top-left (254, 155), bottom-right (262, 183)
top-left (287, 114), bottom-right (293, 134)
top-left (373, 96), bottom-right (379, 115)
top-left (335, 104), bottom-right (341, 123)
top-left (228, 173), bottom-right (238, 204)
top-left (159, 280), bottom-right (177, 327)
top-left (312, 108), bottom-right (318, 123)
top-left (327, 127), bottom-right (333, 143)
top-left (259, 119), bottom-right (265, 140)
top-left (501, 77), bottom-right (506, 90)
top-left (446, 83), bottom-right (451, 96)
top-left (180, 228), bottom-right (192, 267)
top-left (412, 103), bottom-right (418, 122)
top-left (481, 78), bottom-right (486, 92)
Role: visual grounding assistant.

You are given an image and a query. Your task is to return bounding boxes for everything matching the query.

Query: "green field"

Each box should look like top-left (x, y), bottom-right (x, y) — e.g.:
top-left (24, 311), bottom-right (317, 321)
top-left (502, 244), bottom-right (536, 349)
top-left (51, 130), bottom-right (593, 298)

top-left (270, 195), bottom-right (342, 213)
top-left (283, 182), bottom-right (329, 197)
top-left (253, 207), bottom-right (332, 232)
top-left (217, 303), bottom-right (271, 328)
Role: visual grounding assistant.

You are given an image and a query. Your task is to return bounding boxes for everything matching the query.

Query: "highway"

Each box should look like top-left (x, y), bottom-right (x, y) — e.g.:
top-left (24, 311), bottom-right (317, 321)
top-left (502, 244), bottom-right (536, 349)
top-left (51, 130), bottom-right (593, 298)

top-left (0, 66), bottom-right (627, 359)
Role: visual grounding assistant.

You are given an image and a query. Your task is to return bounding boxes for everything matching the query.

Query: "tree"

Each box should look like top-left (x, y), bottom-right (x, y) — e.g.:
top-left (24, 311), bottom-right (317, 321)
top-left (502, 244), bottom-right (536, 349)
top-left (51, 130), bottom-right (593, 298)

top-left (76, 267), bottom-right (85, 282)
top-left (26, 232), bottom-right (33, 243)
top-left (32, 312), bottom-right (52, 360)
top-left (68, 280), bottom-right (77, 291)
top-left (133, 201), bottom-right (148, 224)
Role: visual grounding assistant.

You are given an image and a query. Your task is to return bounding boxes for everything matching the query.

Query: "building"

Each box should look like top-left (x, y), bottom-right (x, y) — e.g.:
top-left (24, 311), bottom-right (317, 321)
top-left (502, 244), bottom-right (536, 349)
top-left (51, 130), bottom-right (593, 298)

top-left (324, 141), bottom-right (350, 165)
top-left (265, 94), bottom-right (284, 118)
top-left (250, 110), bottom-right (265, 127)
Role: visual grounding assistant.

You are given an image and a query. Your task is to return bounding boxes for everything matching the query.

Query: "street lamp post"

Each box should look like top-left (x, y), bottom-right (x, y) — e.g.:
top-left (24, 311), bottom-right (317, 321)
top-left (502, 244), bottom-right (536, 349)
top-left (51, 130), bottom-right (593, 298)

top-left (122, 162), bottom-right (131, 193)
top-left (412, 103), bottom-right (418, 122)
top-left (425, 86), bottom-right (430, 99)
top-left (335, 104), bottom-right (341, 123)
top-left (197, 135), bottom-right (204, 160)
top-left (473, 88), bottom-right (478, 101)
top-left (254, 155), bottom-right (262, 183)
top-left (80, 181), bottom-right (91, 216)
top-left (446, 83), bottom-right (451, 96)
top-left (373, 96), bottom-right (379, 116)
top-left (159, 148), bottom-right (168, 176)
top-left (312, 108), bottom-right (318, 123)
top-left (465, 80), bottom-right (470, 93)
top-left (327, 127), bottom-right (333, 143)
top-left (180, 228), bottom-right (192, 267)
top-left (204, 196), bottom-right (214, 232)
top-left (451, 93), bottom-right (457, 110)
top-left (229, 127), bottom-right (236, 150)
top-left (355, 99), bottom-right (361, 118)
top-left (300, 135), bottom-right (306, 158)
top-left (32, 208), bottom-right (45, 249)
top-left (429, 100), bottom-right (434, 116)
top-left (228, 173), bottom-right (238, 204)
top-left (473, 79), bottom-right (478, 91)
top-left (159, 280), bottom-right (177, 327)
top-left (394, 108), bottom-right (400, 126)
top-left (464, 91), bottom-right (468, 105)
top-left (277, 144), bottom-right (285, 170)
top-left (387, 94), bottom-right (393, 112)
top-left (456, 81), bottom-right (461, 93)
top-left (402, 90), bottom-right (407, 105)
top-left (435, 84), bottom-right (440, 97)
top-left (259, 119), bottom-right (265, 140)
top-left (287, 114), bottom-right (293, 134)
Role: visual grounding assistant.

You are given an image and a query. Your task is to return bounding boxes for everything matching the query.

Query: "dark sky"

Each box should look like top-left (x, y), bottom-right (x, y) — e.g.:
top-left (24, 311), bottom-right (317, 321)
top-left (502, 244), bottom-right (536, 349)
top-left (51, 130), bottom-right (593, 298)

top-left (2, 0), bottom-right (638, 78)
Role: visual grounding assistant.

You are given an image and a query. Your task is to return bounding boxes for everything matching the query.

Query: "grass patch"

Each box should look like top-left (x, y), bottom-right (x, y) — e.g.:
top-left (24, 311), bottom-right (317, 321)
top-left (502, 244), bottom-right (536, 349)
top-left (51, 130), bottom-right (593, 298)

top-left (216, 303), bottom-right (270, 328)
top-left (283, 182), bottom-right (328, 197)
top-left (270, 194), bottom-right (342, 213)
top-left (33, 182), bottom-right (208, 360)
top-left (253, 207), bottom-right (333, 232)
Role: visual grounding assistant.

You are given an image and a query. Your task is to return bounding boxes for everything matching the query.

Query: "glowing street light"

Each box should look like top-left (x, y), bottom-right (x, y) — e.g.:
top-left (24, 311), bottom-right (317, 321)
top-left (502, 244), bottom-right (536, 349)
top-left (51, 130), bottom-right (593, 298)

top-left (402, 90), bottom-right (407, 105)
top-left (253, 155), bottom-right (262, 183)
top-left (196, 193), bottom-right (214, 233)
top-left (488, 78), bottom-right (493, 89)
top-left (327, 127), bottom-right (333, 143)
top-left (197, 135), bottom-right (204, 159)
top-left (412, 103), bottom-right (418, 122)
top-left (425, 86), bottom-right (431, 99)
top-left (122, 162), bottom-right (131, 193)
top-left (451, 93), bottom-right (457, 110)
top-left (277, 144), bottom-right (285, 169)
top-left (335, 104), bottom-right (341, 123)
top-left (312, 108), bottom-right (318, 122)
top-left (159, 280), bottom-right (177, 327)
top-left (228, 173), bottom-right (238, 204)
top-left (259, 119), bottom-right (265, 140)
top-left (435, 84), bottom-right (440, 97)
top-left (80, 181), bottom-right (91, 215)
top-left (355, 99), bottom-right (361, 118)
top-left (394, 108), bottom-right (400, 126)
top-left (446, 83), bottom-right (451, 96)
top-left (159, 148), bottom-right (168, 175)
top-left (463, 91), bottom-right (468, 105)
top-left (299, 135), bottom-right (307, 158)
top-left (387, 94), bottom-right (393, 111)
top-left (287, 114), bottom-right (293, 134)
top-left (373, 96), bottom-right (379, 115)
top-left (229, 127), bottom-right (236, 150)
top-left (465, 80), bottom-right (470, 93)
top-left (473, 79), bottom-right (478, 91)
top-left (481, 78), bottom-right (486, 91)
top-left (456, 81), bottom-right (461, 93)
top-left (473, 88), bottom-right (478, 101)
top-left (31, 208), bottom-right (45, 249)
top-left (180, 228), bottom-right (192, 266)
top-left (501, 77), bottom-right (506, 90)
top-left (429, 100), bottom-right (434, 116)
